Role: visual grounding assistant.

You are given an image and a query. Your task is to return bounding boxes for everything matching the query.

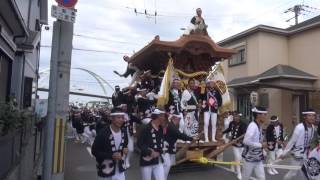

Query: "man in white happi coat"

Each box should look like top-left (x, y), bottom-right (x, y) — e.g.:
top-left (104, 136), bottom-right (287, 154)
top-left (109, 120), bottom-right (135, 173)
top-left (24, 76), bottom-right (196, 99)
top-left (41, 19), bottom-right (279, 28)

top-left (241, 106), bottom-right (268, 180)
top-left (280, 108), bottom-right (316, 180)
top-left (181, 79), bottom-right (200, 138)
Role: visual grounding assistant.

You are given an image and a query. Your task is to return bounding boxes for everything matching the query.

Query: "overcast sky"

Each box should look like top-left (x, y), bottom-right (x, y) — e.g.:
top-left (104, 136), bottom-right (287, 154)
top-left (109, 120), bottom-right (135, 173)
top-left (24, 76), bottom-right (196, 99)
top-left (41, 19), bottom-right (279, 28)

top-left (39, 0), bottom-right (320, 102)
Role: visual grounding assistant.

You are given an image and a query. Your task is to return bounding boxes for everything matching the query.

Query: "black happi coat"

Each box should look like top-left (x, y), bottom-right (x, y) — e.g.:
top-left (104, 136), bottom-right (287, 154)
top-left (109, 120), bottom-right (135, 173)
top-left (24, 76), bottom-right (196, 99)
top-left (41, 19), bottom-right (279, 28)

top-left (122, 92), bottom-right (136, 114)
top-left (137, 96), bottom-right (154, 119)
top-left (137, 122), bottom-right (164, 166)
top-left (201, 89), bottom-right (222, 113)
top-left (163, 122), bottom-right (193, 154)
top-left (223, 121), bottom-right (247, 147)
top-left (266, 123), bottom-right (284, 151)
top-left (92, 126), bottom-right (128, 178)
top-left (165, 89), bottom-right (182, 114)
top-left (123, 113), bottom-right (141, 136)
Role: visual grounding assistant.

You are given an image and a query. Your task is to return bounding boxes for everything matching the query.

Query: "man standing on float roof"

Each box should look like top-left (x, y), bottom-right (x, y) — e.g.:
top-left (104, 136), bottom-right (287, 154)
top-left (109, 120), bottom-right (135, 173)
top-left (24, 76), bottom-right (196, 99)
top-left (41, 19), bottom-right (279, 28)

top-left (241, 106), bottom-right (267, 180)
top-left (91, 107), bottom-right (129, 180)
top-left (280, 108), bottom-right (316, 180)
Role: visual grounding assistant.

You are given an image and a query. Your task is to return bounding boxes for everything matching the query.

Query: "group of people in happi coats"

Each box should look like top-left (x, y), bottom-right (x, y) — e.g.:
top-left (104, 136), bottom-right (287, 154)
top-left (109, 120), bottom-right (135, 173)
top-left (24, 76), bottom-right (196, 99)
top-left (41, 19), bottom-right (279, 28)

top-left (89, 75), bottom-right (320, 180)
top-left (239, 107), bottom-right (319, 180)
top-left (90, 75), bottom-right (227, 180)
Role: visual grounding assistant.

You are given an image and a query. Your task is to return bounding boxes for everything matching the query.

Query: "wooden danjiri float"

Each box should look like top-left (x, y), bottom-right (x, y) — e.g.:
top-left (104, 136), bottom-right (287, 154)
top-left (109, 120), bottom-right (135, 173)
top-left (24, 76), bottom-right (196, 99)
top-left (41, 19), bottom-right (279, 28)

top-left (117, 9), bottom-right (240, 171)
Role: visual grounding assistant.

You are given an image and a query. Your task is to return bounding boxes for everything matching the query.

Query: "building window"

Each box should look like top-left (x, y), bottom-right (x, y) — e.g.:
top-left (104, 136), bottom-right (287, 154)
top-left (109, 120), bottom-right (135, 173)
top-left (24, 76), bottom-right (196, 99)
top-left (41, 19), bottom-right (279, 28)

top-left (23, 77), bottom-right (33, 108)
top-left (229, 48), bottom-right (246, 66)
top-left (0, 53), bottom-right (10, 102)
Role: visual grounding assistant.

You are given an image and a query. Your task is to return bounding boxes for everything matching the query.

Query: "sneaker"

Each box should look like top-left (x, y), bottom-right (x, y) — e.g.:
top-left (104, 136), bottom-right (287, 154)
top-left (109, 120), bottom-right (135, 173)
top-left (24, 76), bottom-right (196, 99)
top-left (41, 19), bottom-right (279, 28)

top-left (212, 139), bottom-right (217, 143)
top-left (199, 140), bottom-right (205, 143)
top-left (267, 168), bottom-right (275, 175)
top-left (186, 141), bottom-right (191, 144)
top-left (237, 174), bottom-right (242, 180)
top-left (272, 168), bottom-right (279, 174)
top-left (230, 166), bottom-right (235, 172)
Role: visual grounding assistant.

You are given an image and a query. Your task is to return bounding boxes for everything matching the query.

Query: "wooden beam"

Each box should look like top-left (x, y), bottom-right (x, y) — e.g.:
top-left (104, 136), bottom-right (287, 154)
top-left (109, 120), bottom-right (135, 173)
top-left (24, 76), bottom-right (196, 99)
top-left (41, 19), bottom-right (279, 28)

top-left (207, 135), bottom-right (245, 159)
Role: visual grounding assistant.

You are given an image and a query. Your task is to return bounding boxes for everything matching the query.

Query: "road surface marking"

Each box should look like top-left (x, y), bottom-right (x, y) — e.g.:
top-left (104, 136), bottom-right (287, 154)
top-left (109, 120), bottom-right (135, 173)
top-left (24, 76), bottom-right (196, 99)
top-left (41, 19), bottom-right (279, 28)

top-left (216, 165), bottom-right (258, 180)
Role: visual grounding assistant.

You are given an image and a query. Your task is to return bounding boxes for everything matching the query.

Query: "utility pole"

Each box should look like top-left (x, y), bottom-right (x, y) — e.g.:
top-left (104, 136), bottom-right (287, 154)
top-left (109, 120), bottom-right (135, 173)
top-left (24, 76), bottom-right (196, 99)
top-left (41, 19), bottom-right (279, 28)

top-left (284, 4), bottom-right (316, 25)
top-left (43, 1), bottom-right (77, 180)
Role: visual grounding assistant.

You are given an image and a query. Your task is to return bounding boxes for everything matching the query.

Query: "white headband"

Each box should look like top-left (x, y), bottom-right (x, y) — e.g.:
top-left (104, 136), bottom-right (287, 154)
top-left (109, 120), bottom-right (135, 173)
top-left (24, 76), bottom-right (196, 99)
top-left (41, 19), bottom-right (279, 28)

top-left (302, 111), bottom-right (316, 115)
top-left (137, 88), bottom-right (147, 92)
top-left (152, 109), bottom-right (165, 115)
top-left (110, 112), bottom-right (125, 116)
top-left (270, 117), bottom-right (279, 122)
top-left (252, 107), bottom-right (268, 114)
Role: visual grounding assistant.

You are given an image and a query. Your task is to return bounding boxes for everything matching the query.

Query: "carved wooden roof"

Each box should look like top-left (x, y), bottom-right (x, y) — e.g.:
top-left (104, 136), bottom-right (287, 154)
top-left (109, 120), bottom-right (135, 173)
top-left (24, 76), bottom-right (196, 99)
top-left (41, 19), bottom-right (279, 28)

top-left (128, 34), bottom-right (236, 73)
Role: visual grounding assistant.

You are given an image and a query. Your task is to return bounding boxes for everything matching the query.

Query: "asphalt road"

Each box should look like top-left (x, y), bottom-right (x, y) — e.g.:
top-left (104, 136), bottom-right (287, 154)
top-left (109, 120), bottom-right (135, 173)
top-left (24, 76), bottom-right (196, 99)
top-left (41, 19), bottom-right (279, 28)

top-left (65, 139), bottom-right (303, 180)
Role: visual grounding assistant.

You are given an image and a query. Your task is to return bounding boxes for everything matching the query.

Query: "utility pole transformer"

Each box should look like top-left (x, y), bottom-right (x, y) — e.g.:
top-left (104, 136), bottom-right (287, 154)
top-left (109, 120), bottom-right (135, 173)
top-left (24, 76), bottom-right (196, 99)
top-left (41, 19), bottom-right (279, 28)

top-left (43, 2), bottom-right (77, 180)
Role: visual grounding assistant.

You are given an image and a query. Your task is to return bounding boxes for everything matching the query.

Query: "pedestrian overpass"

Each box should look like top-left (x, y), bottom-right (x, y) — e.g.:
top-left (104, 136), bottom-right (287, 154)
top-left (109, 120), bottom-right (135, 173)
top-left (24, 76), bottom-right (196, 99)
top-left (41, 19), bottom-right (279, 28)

top-left (38, 68), bottom-right (114, 100)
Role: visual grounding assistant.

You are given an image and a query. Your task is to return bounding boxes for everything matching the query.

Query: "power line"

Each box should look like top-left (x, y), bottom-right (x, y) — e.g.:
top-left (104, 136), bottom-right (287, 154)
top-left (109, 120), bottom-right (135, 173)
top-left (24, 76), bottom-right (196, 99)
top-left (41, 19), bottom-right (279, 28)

top-left (40, 45), bottom-right (131, 55)
top-left (73, 33), bottom-right (144, 45)
top-left (44, 26), bottom-right (147, 46)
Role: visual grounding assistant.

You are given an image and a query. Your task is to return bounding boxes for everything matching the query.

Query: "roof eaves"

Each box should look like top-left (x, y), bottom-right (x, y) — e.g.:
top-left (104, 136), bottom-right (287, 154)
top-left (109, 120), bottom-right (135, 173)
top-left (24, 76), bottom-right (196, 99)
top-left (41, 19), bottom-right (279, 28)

top-left (287, 21), bottom-right (320, 35)
top-left (217, 25), bottom-right (288, 46)
top-left (218, 18), bottom-right (320, 46)
top-left (258, 74), bottom-right (318, 80)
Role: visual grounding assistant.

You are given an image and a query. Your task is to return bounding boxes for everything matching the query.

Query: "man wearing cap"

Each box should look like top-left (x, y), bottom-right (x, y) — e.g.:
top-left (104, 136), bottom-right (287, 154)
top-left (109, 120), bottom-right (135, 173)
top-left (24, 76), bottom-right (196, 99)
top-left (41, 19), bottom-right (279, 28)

top-left (266, 115), bottom-right (284, 175)
top-left (222, 111), bottom-right (247, 180)
top-left (242, 107), bottom-right (268, 180)
top-left (280, 108), bottom-right (316, 180)
top-left (112, 86), bottom-right (124, 107)
top-left (163, 111), bottom-right (195, 179)
top-left (137, 109), bottom-right (166, 180)
top-left (92, 108), bottom-right (129, 180)
top-left (202, 80), bottom-right (222, 142)
top-left (165, 78), bottom-right (184, 133)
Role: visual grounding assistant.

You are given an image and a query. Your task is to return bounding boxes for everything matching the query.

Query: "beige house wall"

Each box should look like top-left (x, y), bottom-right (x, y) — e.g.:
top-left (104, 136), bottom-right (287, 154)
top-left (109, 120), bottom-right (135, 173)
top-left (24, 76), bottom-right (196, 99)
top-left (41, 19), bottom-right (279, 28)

top-left (288, 27), bottom-right (320, 88)
top-left (259, 88), bottom-right (282, 118)
top-left (258, 32), bottom-right (289, 71)
top-left (222, 32), bottom-right (289, 81)
top-left (281, 90), bottom-right (293, 131)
